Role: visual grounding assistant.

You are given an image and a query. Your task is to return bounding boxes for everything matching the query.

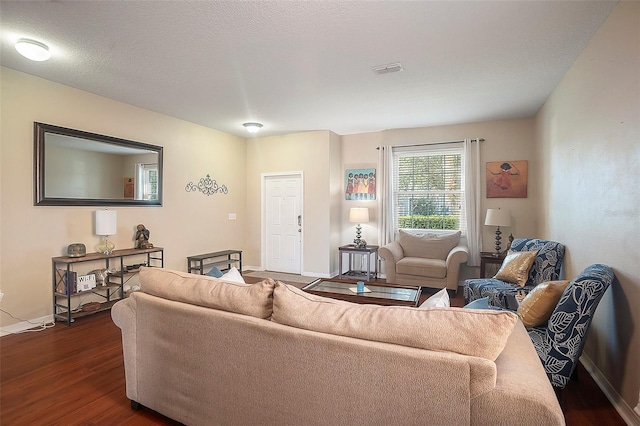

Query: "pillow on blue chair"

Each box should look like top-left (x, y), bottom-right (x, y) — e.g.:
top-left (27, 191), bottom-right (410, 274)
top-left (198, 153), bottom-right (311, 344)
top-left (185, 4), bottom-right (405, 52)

top-left (464, 297), bottom-right (502, 310)
top-left (206, 266), bottom-right (223, 278)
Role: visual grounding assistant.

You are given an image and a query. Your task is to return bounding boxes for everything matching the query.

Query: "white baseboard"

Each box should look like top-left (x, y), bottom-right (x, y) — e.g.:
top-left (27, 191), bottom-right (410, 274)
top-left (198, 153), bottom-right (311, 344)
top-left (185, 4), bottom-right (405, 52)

top-left (243, 265), bottom-right (262, 272)
top-left (1, 314), bottom-right (54, 337)
top-left (580, 353), bottom-right (640, 425)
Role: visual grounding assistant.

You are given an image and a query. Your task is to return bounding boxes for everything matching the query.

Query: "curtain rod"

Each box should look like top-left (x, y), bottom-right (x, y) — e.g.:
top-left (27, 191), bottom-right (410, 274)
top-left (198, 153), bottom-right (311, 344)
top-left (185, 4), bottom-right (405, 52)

top-left (376, 138), bottom-right (484, 150)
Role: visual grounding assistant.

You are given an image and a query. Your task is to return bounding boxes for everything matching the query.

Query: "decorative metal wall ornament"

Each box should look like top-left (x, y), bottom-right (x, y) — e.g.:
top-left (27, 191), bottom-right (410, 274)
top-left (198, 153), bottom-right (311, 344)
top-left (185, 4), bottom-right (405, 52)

top-left (185, 174), bottom-right (228, 196)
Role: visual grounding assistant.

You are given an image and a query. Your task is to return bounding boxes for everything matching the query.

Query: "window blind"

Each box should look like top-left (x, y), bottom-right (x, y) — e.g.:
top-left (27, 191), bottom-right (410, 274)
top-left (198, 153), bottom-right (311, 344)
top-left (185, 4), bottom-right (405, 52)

top-left (393, 145), bottom-right (466, 234)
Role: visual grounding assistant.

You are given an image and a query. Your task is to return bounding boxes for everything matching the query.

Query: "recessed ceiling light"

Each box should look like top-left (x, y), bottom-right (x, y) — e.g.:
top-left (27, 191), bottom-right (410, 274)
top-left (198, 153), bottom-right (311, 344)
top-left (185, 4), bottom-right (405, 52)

top-left (243, 122), bottom-right (263, 133)
top-left (15, 38), bottom-right (51, 61)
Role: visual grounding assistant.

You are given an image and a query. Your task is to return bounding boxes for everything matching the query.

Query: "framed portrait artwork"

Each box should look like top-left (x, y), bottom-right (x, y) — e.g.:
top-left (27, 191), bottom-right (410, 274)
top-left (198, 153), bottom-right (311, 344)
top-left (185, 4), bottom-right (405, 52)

top-left (486, 160), bottom-right (528, 198)
top-left (345, 168), bottom-right (375, 200)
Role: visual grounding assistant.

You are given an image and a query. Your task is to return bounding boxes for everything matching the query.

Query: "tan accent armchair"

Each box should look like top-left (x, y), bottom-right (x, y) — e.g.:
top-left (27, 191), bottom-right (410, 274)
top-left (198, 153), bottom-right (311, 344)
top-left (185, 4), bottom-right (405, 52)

top-left (379, 230), bottom-right (469, 292)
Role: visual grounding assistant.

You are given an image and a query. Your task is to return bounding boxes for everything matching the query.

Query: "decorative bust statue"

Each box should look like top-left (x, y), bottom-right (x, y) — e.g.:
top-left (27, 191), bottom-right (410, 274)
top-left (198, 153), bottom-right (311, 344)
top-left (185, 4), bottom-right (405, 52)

top-left (135, 224), bottom-right (154, 249)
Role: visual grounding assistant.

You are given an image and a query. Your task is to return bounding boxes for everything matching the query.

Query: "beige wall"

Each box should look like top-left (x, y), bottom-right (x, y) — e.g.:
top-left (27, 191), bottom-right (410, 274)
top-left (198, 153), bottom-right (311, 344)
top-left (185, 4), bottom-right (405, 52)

top-left (245, 130), bottom-right (338, 276)
top-left (0, 68), bottom-right (247, 326)
top-left (535, 1), bottom-right (640, 420)
top-left (340, 119), bottom-right (539, 279)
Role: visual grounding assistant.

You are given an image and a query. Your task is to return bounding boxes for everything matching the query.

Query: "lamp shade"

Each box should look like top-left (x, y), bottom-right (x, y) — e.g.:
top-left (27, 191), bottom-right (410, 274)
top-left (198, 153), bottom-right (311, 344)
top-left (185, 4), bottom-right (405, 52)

top-left (349, 207), bottom-right (369, 224)
top-left (95, 210), bottom-right (117, 236)
top-left (485, 209), bottom-right (511, 227)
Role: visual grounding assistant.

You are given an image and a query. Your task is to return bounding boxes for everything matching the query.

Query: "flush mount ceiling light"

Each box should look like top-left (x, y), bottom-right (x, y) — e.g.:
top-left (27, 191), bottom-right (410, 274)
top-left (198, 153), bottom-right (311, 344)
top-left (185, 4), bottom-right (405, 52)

top-left (243, 122), bottom-right (263, 134)
top-left (371, 62), bottom-right (403, 75)
top-left (15, 38), bottom-right (51, 61)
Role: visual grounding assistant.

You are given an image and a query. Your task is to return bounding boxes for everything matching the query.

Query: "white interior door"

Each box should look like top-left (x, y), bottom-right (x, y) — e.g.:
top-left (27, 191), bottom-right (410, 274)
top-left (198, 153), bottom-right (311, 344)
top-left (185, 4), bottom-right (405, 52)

top-left (265, 174), bottom-right (302, 274)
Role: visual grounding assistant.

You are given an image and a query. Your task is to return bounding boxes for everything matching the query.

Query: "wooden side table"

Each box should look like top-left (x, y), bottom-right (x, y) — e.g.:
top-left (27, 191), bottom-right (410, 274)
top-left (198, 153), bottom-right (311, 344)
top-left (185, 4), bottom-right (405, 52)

top-left (480, 251), bottom-right (506, 278)
top-left (338, 245), bottom-right (379, 281)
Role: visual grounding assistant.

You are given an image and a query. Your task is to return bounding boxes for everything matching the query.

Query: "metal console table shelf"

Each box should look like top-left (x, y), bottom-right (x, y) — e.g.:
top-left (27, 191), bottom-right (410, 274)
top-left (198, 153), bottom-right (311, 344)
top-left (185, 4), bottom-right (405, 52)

top-left (338, 244), bottom-right (379, 282)
top-left (52, 247), bottom-right (164, 325)
top-left (187, 250), bottom-right (242, 275)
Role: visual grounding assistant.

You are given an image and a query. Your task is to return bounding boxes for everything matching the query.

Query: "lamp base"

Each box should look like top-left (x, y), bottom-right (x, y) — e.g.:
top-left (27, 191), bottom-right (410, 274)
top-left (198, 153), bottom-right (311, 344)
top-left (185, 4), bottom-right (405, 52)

top-left (98, 236), bottom-right (115, 255)
top-left (353, 224), bottom-right (367, 248)
top-left (353, 238), bottom-right (367, 249)
top-left (494, 227), bottom-right (502, 254)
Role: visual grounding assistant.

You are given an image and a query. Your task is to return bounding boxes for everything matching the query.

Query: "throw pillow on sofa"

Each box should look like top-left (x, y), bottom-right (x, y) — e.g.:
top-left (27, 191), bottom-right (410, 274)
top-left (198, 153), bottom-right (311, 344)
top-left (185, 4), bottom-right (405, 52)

top-left (272, 282), bottom-right (517, 361)
top-left (463, 297), bottom-right (502, 310)
top-left (418, 288), bottom-right (450, 308)
top-left (205, 266), bottom-right (223, 278)
top-left (494, 250), bottom-right (538, 287)
top-left (220, 267), bottom-right (245, 284)
top-left (517, 280), bottom-right (570, 327)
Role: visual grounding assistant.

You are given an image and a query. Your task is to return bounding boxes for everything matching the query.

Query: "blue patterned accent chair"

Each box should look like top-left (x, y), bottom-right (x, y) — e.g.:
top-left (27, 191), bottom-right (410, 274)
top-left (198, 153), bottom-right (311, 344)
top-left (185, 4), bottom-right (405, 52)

top-left (528, 264), bottom-right (614, 389)
top-left (463, 238), bottom-right (565, 309)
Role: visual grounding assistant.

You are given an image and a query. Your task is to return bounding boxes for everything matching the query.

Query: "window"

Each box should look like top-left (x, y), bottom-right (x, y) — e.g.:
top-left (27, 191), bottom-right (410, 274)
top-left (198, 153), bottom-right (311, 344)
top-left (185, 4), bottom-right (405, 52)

top-left (393, 144), bottom-right (466, 234)
top-left (135, 163), bottom-right (158, 201)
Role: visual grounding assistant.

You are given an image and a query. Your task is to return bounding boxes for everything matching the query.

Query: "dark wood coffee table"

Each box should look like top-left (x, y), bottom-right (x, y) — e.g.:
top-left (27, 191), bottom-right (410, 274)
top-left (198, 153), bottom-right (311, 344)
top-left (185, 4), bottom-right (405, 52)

top-left (302, 279), bottom-right (422, 307)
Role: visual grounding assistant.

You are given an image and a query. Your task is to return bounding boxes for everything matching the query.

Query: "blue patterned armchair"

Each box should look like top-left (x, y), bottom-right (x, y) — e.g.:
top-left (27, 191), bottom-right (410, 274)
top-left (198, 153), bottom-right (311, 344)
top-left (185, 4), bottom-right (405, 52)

top-left (528, 264), bottom-right (614, 389)
top-left (463, 238), bottom-right (565, 309)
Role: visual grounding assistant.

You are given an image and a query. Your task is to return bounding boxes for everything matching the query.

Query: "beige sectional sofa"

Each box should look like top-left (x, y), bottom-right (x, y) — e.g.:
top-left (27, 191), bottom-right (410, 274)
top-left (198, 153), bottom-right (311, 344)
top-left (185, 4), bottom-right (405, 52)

top-left (111, 267), bottom-right (564, 426)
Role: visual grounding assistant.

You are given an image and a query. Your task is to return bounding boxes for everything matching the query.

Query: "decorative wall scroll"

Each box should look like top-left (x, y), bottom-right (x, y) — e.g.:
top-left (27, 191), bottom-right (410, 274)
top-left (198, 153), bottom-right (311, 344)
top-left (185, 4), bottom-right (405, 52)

top-left (486, 160), bottom-right (528, 198)
top-left (185, 174), bottom-right (228, 196)
top-left (345, 167), bottom-right (376, 200)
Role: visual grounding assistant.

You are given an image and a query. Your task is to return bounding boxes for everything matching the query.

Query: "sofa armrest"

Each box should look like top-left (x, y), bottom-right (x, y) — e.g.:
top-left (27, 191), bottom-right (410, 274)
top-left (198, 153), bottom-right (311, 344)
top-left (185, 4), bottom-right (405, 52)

top-left (446, 244), bottom-right (469, 267)
top-left (379, 241), bottom-right (404, 282)
top-left (111, 297), bottom-right (138, 401)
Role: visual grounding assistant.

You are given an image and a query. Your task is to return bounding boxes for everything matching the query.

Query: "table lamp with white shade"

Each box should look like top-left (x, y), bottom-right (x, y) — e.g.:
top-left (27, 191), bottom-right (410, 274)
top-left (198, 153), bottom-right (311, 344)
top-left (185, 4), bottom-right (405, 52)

top-left (96, 209), bottom-right (117, 254)
top-left (485, 208), bottom-right (511, 255)
top-left (349, 207), bottom-right (369, 248)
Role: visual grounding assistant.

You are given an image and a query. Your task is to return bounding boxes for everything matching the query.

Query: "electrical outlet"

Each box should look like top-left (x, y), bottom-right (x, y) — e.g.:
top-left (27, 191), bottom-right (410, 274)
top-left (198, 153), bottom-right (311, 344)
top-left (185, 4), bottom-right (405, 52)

top-left (0, 291), bottom-right (4, 301)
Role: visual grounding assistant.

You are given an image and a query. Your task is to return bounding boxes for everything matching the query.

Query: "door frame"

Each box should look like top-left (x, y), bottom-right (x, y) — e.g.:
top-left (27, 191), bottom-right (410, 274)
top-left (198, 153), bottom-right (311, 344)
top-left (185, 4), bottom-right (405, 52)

top-left (260, 171), bottom-right (304, 273)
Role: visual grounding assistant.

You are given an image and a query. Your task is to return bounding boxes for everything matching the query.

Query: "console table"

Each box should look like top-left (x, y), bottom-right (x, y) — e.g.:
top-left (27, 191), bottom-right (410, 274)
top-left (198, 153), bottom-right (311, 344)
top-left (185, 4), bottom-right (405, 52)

top-left (187, 250), bottom-right (242, 275)
top-left (52, 247), bottom-right (164, 325)
top-left (338, 245), bottom-right (379, 281)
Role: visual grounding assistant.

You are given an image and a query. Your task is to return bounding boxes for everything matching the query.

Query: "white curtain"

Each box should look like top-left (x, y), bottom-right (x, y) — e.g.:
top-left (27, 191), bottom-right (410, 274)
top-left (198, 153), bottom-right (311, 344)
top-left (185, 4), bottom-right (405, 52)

top-left (377, 146), bottom-right (395, 248)
top-left (464, 138), bottom-right (482, 266)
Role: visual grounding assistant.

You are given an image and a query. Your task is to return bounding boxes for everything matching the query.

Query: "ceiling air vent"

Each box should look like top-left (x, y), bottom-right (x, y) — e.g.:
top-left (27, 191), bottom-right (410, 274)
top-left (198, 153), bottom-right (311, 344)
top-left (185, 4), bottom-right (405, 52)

top-left (371, 62), bottom-right (403, 75)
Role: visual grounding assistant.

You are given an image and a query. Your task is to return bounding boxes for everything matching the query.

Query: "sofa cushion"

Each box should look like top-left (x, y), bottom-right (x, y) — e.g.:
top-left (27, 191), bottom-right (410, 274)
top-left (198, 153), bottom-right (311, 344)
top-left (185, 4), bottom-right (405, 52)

top-left (398, 229), bottom-right (461, 260)
top-left (494, 250), bottom-right (538, 287)
top-left (517, 280), bottom-right (570, 327)
top-left (139, 267), bottom-right (275, 319)
top-left (397, 257), bottom-right (447, 278)
top-left (272, 282), bottom-right (517, 361)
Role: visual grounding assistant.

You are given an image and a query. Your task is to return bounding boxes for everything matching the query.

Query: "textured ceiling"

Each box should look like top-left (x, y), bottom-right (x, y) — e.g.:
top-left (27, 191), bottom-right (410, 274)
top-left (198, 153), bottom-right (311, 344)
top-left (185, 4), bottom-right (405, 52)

top-left (0, 1), bottom-right (617, 138)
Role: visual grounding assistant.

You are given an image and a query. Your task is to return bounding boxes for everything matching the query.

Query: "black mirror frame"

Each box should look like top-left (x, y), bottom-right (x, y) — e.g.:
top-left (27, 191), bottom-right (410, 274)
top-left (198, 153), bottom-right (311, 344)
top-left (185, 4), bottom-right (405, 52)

top-left (34, 122), bottom-right (163, 206)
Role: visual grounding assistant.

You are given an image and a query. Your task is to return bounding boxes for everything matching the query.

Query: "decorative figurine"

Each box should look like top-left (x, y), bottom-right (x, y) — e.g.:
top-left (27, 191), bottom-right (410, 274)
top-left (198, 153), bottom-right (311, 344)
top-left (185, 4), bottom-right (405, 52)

top-left (135, 224), bottom-right (154, 249)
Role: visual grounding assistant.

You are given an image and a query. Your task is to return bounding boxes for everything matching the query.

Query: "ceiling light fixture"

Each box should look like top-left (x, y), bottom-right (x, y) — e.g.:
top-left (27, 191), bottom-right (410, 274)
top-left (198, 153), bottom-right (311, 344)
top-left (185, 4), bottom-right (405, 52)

top-left (15, 38), bottom-right (51, 61)
top-left (243, 122), bottom-right (263, 134)
top-left (371, 62), bottom-right (403, 75)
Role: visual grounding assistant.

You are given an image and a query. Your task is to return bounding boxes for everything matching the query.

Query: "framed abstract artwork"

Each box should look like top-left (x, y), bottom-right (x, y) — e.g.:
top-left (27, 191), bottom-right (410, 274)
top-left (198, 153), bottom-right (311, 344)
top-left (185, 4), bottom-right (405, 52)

top-left (486, 160), bottom-right (528, 198)
top-left (345, 168), bottom-right (375, 200)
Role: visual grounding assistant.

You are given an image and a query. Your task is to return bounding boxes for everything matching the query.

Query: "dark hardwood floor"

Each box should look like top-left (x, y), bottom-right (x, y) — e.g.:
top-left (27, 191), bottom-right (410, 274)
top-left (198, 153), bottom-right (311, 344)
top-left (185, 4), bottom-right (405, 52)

top-left (0, 277), bottom-right (626, 425)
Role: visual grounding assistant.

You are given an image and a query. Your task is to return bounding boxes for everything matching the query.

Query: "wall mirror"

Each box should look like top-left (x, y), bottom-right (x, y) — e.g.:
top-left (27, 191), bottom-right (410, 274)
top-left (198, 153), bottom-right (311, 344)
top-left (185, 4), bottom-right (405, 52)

top-left (34, 122), bottom-right (163, 206)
